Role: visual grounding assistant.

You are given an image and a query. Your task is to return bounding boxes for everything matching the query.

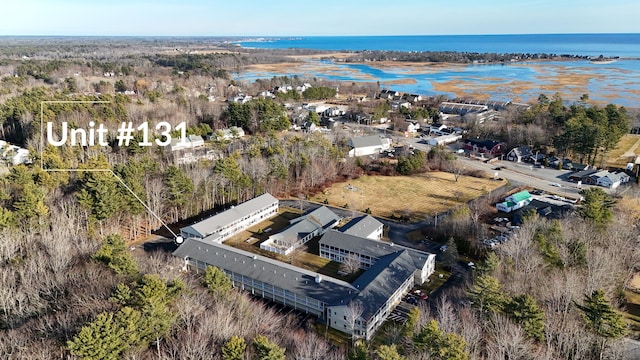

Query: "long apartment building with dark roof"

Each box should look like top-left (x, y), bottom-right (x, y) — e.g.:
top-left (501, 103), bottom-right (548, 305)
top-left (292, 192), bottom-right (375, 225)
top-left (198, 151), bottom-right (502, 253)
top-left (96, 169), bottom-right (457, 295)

top-left (173, 196), bottom-right (435, 340)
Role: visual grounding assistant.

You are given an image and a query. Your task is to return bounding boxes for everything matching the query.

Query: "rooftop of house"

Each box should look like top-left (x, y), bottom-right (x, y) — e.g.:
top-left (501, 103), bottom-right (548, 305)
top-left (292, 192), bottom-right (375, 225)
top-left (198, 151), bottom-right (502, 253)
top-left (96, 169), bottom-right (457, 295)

top-left (268, 206), bottom-right (341, 247)
top-left (181, 193), bottom-right (278, 238)
top-left (507, 190), bottom-right (532, 203)
top-left (340, 215), bottom-right (384, 238)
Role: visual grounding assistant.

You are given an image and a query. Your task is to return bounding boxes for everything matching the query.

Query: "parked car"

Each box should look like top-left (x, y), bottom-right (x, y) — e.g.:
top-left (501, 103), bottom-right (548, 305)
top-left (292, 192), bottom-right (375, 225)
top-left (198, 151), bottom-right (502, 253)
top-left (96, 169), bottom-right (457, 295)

top-left (550, 183), bottom-right (562, 187)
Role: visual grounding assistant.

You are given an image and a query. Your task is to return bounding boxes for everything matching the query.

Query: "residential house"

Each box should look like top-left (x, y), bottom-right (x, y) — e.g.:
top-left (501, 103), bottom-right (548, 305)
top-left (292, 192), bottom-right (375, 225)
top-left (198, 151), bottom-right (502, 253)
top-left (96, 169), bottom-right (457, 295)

top-left (496, 190), bottom-right (533, 213)
top-left (260, 206), bottom-right (341, 255)
top-left (378, 89), bottom-right (399, 100)
top-left (180, 193), bottom-right (279, 242)
top-left (340, 215), bottom-right (384, 240)
top-left (595, 171), bottom-right (629, 189)
top-left (390, 100), bottom-right (411, 110)
top-left (347, 135), bottom-right (392, 157)
top-left (402, 94), bottom-right (422, 103)
top-left (428, 123), bottom-right (448, 134)
top-left (396, 121), bottom-right (420, 134)
top-left (463, 139), bottom-right (504, 157)
top-left (506, 146), bottom-right (533, 163)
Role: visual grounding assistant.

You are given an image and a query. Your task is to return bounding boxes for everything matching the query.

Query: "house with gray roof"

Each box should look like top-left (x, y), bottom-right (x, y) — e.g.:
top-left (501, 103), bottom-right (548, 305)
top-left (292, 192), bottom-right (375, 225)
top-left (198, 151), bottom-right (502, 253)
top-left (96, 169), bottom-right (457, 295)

top-left (347, 135), bottom-right (392, 157)
top-left (180, 193), bottom-right (278, 243)
top-left (260, 206), bottom-right (341, 255)
top-left (340, 215), bottom-right (384, 240)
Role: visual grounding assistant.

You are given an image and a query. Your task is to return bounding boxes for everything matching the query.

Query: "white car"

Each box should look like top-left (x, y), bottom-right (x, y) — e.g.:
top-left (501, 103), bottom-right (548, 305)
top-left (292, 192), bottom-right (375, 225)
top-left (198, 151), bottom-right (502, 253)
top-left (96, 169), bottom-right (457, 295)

top-left (550, 183), bottom-right (562, 187)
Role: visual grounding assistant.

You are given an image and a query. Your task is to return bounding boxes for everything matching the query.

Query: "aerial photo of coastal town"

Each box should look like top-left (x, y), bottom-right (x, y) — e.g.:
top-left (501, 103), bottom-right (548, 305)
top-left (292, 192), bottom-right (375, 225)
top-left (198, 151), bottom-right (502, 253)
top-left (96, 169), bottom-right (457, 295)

top-left (0, 1), bottom-right (639, 359)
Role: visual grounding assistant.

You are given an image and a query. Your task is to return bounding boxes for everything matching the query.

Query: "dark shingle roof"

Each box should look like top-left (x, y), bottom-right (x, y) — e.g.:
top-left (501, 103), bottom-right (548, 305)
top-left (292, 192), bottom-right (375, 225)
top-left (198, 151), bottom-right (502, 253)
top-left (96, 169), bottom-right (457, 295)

top-left (173, 238), bottom-right (356, 304)
top-left (319, 230), bottom-right (433, 270)
top-left (268, 206), bottom-right (340, 247)
top-left (350, 250), bottom-right (416, 319)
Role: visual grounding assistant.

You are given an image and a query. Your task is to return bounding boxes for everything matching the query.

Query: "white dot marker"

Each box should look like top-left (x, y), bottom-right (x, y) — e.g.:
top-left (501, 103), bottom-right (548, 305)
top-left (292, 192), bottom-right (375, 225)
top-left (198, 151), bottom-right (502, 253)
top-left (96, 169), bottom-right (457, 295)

top-left (175, 236), bottom-right (184, 244)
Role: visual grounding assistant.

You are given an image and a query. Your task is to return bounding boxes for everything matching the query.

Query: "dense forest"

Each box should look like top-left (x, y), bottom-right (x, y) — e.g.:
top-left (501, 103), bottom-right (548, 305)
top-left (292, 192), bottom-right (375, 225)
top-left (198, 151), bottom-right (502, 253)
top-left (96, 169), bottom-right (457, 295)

top-left (0, 41), bottom-right (638, 359)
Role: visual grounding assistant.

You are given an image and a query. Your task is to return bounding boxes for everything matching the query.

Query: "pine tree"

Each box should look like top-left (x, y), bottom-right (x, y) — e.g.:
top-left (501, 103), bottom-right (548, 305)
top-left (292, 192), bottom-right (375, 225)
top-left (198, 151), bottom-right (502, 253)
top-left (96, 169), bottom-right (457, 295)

top-left (402, 306), bottom-right (421, 338)
top-left (67, 312), bottom-right (129, 360)
top-left (202, 265), bottom-right (232, 295)
top-left (467, 275), bottom-right (506, 314)
top-left (576, 289), bottom-right (627, 359)
top-left (222, 335), bottom-right (246, 360)
top-left (253, 335), bottom-right (285, 360)
top-left (92, 234), bottom-right (139, 276)
top-left (413, 320), bottom-right (469, 360)
top-left (348, 342), bottom-right (370, 360)
top-left (576, 290), bottom-right (627, 339)
top-left (375, 344), bottom-right (404, 360)
top-left (578, 188), bottom-right (616, 227)
top-left (505, 294), bottom-right (545, 341)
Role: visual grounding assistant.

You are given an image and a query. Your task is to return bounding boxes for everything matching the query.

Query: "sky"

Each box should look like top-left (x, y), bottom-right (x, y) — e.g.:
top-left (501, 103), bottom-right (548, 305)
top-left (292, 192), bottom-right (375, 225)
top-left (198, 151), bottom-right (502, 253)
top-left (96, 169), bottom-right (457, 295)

top-left (2, 0), bottom-right (639, 36)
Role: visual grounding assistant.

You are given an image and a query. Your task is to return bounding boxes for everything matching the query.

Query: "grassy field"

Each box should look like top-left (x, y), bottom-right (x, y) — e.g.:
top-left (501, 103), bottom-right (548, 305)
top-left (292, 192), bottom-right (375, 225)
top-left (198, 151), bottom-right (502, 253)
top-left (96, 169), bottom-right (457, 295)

top-left (605, 134), bottom-right (640, 168)
top-left (310, 173), bottom-right (505, 221)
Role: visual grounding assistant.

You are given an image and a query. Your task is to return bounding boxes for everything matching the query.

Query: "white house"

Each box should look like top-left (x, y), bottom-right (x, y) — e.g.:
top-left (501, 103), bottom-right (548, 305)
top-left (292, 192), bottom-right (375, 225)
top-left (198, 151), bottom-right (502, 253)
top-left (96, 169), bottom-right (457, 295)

top-left (506, 146), bottom-right (534, 163)
top-left (496, 190), bottom-right (532, 213)
top-left (347, 135), bottom-right (392, 157)
top-left (596, 172), bottom-right (628, 189)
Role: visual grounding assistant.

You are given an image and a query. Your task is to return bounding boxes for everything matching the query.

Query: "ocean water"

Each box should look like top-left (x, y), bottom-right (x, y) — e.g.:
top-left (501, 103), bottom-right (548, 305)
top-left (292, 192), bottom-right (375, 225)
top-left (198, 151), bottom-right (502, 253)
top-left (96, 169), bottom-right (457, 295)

top-left (237, 34), bottom-right (640, 58)
top-left (236, 34), bottom-right (640, 107)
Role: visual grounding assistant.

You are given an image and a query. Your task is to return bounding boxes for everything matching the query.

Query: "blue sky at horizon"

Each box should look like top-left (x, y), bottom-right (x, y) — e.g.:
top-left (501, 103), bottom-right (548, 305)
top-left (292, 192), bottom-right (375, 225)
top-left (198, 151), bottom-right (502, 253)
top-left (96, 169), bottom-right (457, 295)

top-left (2, 0), bottom-right (639, 36)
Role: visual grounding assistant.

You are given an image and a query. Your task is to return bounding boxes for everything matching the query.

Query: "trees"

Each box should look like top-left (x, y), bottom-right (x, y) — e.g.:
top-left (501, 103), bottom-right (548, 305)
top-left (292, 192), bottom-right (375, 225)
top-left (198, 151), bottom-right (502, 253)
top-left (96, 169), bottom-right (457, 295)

top-left (441, 237), bottom-right (459, 270)
top-left (578, 188), bottom-right (616, 227)
top-left (92, 234), bottom-right (139, 276)
top-left (504, 294), bottom-right (545, 341)
top-left (340, 254), bottom-right (362, 275)
top-left (576, 289), bottom-right (626, 340)
top-left (375, 344), bottom-right (404, 360)
top-left (345, 301), bottom-right (364, 343)
top-left (202, 265), bottom-right (232, 295)
top-left (413, 320), bottom-right (469, 360)
top-left (467, 275), bottom-right (506, 314)
top-left (67, 312), bottom-right (128, 360)
top-left (403, 306), bottom-right (421, 338)
top-left (252, 335), bottom-right (286, 360)
top-left (222, 335), bottom-right (246, 360)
